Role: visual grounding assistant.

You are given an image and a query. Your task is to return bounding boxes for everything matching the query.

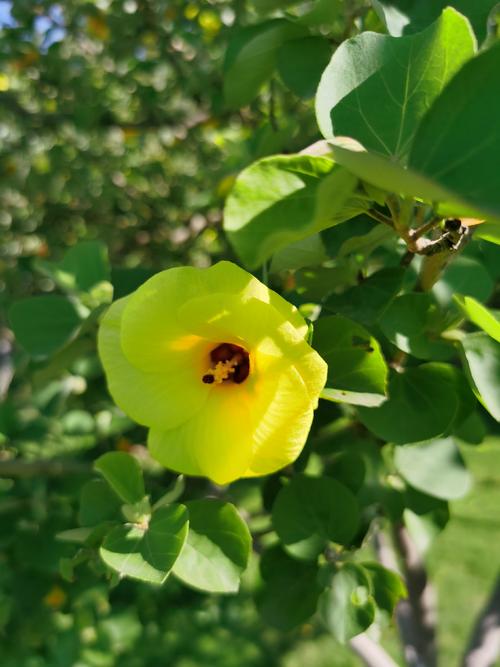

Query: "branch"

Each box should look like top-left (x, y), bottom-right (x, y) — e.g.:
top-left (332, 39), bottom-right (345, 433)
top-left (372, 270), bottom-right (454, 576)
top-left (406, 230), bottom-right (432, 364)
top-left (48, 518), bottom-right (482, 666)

top-left (349, 634), bottom-right (400, 667)
top-left (462, 575), bottom-right (500, 667)
top-left (0, 459), bottom-right (91, 477)
top-left (393, 524), bottom-right (438, 667)
top-left (373, 527), bottom-right (437, 667)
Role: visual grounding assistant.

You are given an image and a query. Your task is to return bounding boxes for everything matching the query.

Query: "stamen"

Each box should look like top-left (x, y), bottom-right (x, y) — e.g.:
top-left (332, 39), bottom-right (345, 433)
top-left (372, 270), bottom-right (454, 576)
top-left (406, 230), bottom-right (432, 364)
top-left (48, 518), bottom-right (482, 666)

top-left (202, 342), bottom-right (250, 385)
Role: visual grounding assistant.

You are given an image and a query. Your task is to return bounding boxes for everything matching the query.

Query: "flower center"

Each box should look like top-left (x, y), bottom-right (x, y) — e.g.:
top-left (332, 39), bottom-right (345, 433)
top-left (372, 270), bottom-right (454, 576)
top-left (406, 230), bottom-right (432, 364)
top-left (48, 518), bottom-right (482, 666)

top-left (202, 343), bottom-right (250, 385)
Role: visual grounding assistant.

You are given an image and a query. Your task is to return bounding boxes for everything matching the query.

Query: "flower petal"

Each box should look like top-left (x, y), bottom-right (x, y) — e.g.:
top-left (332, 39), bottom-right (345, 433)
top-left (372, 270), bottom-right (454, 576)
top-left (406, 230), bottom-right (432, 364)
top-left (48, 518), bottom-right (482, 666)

top-left (205, 261), bottom-right (307, 336)
top-left (120, 266), bottom-right (206, 371)
top-left (120, 262), bottom-right (307, 372)
top-left (244, 364), bottom-right (315, 476)
top-left (98, 297), bottom-right (209, 430)
top-left (148, 385), bottom-right (254, 485)
top-left (179, 291), bottom-right (327, 403)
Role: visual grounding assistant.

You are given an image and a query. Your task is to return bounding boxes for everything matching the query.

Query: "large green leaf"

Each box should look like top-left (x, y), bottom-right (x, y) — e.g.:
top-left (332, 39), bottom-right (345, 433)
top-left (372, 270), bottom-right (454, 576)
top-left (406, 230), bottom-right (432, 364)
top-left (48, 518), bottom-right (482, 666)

top-left (9, 295), bottom-right (83, 358)
top-left (454, 295), bottom-right (500, 343)
top-left (324, 267), bottom-right (405, 326)
top-left (316, 8), bottom-right (475, 160)
top-left (432, 256), bottom-right (495, 307)
top-left (258, 546), bottom-right (322, 631)
top-left (172, 500), bottom-right (251, 594)
top-left (277, 36), bottom-right (332, 99)
top-left (409, 41), bottom-right (500, 220)
top-left (379, 293), bottom-right (454, 360)
top-left (99, 504), bottom-right (188, 584)
top-left (394, 438), bottom-right (471, 500)
top-left (223, 154), bottom-right (364, 268)
top-left (327, 137), bottom-right (480, 217)
top-left (318, 563), bottom-right (376, 642)
top-left (374, 0), bottom-right (498, 42)
top-left (358, 363), bottom-right (459, 444)
top-left (461, 333), bottom-right (500, 421)
top-left (314, 315), bottom-right (388, 407)
top-left (272, 474), bottom-right (360, 559)
top-left (223, 20), bottom-right (305, 108)
top-left (95, 452), bottom-right (145, 505)
top-left (37, 240), bottom-right (110, 292)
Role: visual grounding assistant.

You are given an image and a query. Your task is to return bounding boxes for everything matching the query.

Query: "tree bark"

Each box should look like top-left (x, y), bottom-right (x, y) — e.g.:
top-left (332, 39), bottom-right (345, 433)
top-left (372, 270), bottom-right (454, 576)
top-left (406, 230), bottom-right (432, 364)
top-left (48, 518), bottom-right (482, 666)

top-left (462, 575), bottom-right (500, 667)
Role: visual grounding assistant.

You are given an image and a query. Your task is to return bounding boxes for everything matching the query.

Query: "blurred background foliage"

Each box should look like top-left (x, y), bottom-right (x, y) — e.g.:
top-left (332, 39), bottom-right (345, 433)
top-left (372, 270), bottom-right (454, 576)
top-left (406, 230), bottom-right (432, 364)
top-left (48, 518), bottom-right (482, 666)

top-left (1, 1), bottom-right (499, 666)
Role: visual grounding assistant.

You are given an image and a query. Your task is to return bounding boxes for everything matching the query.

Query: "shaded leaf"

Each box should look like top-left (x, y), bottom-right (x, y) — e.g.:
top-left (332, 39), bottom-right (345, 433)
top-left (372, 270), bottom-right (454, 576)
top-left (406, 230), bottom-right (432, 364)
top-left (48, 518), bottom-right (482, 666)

top-left (358, 363), bottom-right (459, 444)
top-left (314, 315), bottom-right (388, 406)
top-left (379, 292), bottom-right (454, 360)
top-left (272, 474), bottom-right (360, 559)
top-left (9, 296), bottom-right (83, 358)
top-left (409, 41), bottom-right (500, 220)
top-left (258, 546), bottom-right (322, 630)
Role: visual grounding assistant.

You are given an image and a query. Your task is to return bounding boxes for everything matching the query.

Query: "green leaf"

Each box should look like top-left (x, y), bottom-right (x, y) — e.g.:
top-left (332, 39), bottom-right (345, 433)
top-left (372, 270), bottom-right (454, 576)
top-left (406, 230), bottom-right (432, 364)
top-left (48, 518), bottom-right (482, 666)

top-left (454, 295), bottom-right (500, 343)
top-left (223, 154), bottom-right (363, 268)
top-left (409, 41), bottom-right (500, 220)
top-left (394, 438), bottom-right (472, 500)
top-left (270, 234), bottom-right (327, 273)
top-left (433, 256), bottom-right (495, 307)
top-left (272, 474), bottom-right (360, 559)
top-left (326, 137), bottom-right (478, 217)
top-left (324, 267), bottom-right (405, 326)
top-left (357, 363), bottom-right (459, 444)
top-left (318, 563), bottom-right (376, 642)
top-left (9, 295), bottom-right (83, 358)
top-left (374, 0), bottom-right (498, 43)
top-left (316, 8), bottom-right (475, 160)
top-left (294, 265), bottom-right (358, 302)
top-left (362, 562), bottom-right (407, 615)
top-left (78, 479), bottom-right (122, 527)
top-left (379, 293), bottom-right (454, 360)
top-left (37, 240), bottom-right (110, 292)
top-left (99, 504), bottom-right (188, 584)
top-left (295, 0), bottom-right (344, 27)
top-left (223, 20), bottom-right (305, 108)
top-left (277, 36), bottom-right (331, 99)
top-left (258, 546), bottom-right (322, 631)
top-left (461, 333), bottom-right (500, 421)
top-left (172, 500), bottom-right (251, 594)
top-left (314, 315), bottom-right (388, 407)
top-left (94, 452), bottom-right (145, 505)
top-left (475, 222), bottom-right (500, 245)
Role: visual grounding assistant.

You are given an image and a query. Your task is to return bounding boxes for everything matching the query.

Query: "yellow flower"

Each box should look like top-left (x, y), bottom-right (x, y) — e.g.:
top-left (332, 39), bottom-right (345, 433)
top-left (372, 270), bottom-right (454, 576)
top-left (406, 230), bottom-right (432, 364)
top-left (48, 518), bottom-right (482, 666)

top-left (98, 261), bottom-right (327, 484)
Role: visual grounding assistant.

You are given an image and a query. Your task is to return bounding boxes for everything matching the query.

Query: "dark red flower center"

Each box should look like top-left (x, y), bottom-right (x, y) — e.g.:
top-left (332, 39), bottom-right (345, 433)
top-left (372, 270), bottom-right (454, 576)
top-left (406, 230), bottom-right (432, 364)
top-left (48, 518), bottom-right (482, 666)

top-left (202, 342), bottom-right (250, 385)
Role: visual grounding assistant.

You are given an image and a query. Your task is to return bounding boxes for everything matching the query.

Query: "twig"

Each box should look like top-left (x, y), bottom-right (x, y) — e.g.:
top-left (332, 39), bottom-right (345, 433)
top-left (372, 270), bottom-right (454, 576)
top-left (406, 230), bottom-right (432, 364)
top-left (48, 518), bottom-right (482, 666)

top-left (462, 575), bottom-right (500, 667)
top-left (366, 209), bottom-right (395, 228)
top-left (269, 79), bottom-right (278, 131)
top-left (410, 217), bottom-right (442, 242)
top-left (0, 459), bottom-right (91, 477)
top-left (349, 634), bottom-right (400, 667)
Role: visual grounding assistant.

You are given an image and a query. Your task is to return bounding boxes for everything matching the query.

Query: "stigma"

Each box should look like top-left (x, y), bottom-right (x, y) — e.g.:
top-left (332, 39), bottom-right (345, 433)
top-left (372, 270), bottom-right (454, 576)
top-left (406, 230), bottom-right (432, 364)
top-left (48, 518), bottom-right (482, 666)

top-left (202, 343), bottom-right (250, 385)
